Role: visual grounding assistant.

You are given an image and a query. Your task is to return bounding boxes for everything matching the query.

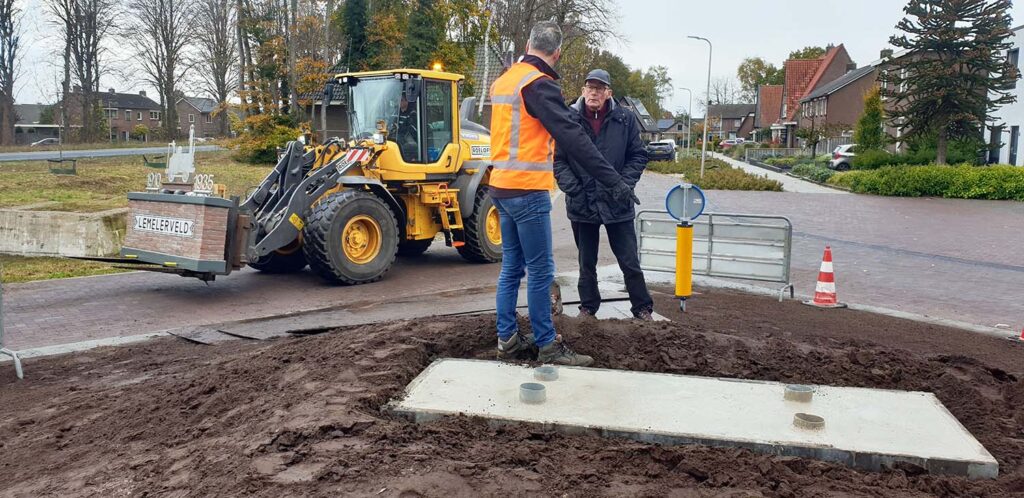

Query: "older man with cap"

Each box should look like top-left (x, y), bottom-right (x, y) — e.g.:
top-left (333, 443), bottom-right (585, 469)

top-left (554, 68), bottom-right (654, 321)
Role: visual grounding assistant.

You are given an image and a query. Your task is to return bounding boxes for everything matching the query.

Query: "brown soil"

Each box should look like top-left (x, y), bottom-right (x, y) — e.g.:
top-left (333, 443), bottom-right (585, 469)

top-left (1, 287), bottom-right (1023, 497)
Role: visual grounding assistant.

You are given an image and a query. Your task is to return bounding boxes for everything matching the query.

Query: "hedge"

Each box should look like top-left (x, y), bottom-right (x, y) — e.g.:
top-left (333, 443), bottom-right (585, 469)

top-left (648, 157), bottom-right (783, 191)
top-left (828, 164), bottom-right (1024, 200)
top-left (790, 163), bottom-right (835, 183)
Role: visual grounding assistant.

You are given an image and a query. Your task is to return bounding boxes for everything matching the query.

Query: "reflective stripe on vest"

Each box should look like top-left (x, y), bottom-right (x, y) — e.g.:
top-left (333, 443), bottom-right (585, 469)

top-left (489, 63), bottom-right (556, 190)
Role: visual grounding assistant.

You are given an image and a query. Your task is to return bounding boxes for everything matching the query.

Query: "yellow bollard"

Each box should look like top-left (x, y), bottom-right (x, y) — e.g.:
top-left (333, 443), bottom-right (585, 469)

top-left (675, 221), bottom-right (694, 311)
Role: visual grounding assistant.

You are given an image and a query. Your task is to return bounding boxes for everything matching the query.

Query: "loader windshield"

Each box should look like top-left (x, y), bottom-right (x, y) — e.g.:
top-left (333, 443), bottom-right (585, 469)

top-left (347, 77), bottom-right (422, 161)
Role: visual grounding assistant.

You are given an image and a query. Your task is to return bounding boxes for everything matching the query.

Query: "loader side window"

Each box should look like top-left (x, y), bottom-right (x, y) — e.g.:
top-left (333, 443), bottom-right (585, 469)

top-left (424, 80), bottom-right (453, 163)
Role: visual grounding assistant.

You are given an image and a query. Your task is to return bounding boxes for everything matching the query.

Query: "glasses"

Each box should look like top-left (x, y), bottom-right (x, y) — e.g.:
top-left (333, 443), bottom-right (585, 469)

top-left (584, 85), bottom-right (609, 93)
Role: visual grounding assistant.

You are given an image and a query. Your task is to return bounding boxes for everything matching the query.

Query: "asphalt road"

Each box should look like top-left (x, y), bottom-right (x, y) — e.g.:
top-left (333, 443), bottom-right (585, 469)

top-left (3, 170), bottom-right (1022, 351)
top-left (0, 145), bottom-right (224, 162)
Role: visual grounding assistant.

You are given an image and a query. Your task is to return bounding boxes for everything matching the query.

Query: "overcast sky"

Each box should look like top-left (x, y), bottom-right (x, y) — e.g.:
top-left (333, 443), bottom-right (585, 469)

top-left (11, 0), bottom-right (1024, 111)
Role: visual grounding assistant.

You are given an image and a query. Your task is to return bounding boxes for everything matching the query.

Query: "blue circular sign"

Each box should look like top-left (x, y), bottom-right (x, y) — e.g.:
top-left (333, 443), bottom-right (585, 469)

top-left (665, 184), bottom-right (706, 221)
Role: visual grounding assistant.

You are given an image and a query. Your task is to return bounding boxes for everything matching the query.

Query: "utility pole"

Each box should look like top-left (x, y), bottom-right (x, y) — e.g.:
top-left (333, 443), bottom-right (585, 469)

top-left (678, 86), bottom-right (692, 155)
top-left (688, 35), bottom-right (712, 179)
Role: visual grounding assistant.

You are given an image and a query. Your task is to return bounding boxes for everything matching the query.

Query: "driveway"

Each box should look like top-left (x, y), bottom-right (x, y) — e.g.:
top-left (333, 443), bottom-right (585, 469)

top-left (0, 145), bottom-right (223, 162)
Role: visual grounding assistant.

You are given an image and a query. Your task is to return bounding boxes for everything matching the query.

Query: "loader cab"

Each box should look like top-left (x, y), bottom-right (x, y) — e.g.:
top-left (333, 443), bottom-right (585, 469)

top-left (336, 69), bottom-right (462, 179)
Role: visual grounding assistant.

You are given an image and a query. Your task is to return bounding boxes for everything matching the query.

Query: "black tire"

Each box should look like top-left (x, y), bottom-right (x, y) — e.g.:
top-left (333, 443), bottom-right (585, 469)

top-left (248, 246), bottom-right (308, 273)
top-left (457, 186), bottom-right (503, 263)
top-left (302, 190), bottom-right (399, 285)
top-left (397, 238), bottom-right (433, 257)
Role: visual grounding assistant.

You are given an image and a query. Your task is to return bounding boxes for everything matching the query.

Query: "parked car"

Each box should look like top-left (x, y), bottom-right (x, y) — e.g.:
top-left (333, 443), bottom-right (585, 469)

top-left (30, 138), bottom-right (59, 147)
top-left (719, 139), bottom-right (739, 150)
top-left (829, 144), bottom-right (857, 170)
top-left (647, 140), bottom-right (676, 161)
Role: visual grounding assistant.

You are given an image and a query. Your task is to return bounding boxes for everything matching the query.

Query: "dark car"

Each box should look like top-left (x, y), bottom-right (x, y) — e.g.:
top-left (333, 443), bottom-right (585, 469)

top-left (646, 140), bottom-right (675, 161)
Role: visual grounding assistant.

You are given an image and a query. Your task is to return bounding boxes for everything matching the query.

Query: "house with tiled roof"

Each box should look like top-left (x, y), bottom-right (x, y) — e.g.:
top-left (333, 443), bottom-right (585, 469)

top-left (798, 64), bottom-right (877, 134)
top-left (176, 96), bottom-right (231, 138)
top-left (61, 87), bottom-right (162, 142)
top-left (753, 85), bottom-right (783, 142)
top-left (770, 44), bottom-right (853, 147)
top-left (705, 103), bottom-right (756, 140)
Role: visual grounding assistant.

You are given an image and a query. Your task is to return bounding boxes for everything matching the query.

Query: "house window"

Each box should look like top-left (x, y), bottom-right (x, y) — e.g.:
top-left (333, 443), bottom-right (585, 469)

top-left (150, 111), bottom-right (160, 120)
top-left (106, 109), bottom-right (118, 119)
top-left (137, 111), bottom-right (143, 121)
top-left (205, 113), bottom-right (213, 124)
top-left (677, 124), bottom-right (683, 131)
top-left (735, 119), bottom-right (742, 128)
top-left (188, 113), bottom-right (195, 123)
top-left (125, 110), bottom-right (132, 121)
top-left (1008, 49), bottom-right (1019, 89)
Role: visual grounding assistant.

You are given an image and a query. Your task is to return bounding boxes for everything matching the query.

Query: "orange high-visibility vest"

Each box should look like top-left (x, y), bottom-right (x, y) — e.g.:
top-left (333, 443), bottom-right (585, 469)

top-left (489, 62), bottom-right (557, 190)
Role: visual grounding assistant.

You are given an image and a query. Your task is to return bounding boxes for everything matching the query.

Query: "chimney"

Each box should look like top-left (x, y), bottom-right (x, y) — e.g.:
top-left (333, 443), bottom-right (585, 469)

top-left (846, 62), bottom-right (858, 72)
top-left (139, 90), bottom-right (147, 97)
top-left (880, 49), bottom-right (894, 59)
top-left (108, 88), bottom-right (115, 94)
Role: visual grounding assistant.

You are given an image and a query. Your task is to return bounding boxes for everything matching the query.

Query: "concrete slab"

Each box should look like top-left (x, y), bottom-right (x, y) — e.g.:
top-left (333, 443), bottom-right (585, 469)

top-left (389, 359), bottom-right (998, 479)
top-left (560, 300), bottom-right (669, 322)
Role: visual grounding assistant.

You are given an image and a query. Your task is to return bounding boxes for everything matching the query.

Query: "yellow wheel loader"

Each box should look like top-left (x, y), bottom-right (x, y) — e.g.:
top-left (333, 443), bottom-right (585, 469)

top-left (116, 68), bottom-right (502, 284)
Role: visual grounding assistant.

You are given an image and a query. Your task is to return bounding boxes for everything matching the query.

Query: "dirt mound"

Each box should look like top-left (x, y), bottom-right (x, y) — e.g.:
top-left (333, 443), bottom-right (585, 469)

top-left (1, 289), bottom-right (1023, 497)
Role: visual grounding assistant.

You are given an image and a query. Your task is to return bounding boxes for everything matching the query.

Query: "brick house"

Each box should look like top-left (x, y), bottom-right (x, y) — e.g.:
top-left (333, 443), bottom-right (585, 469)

top-left (753, 85), bottom-right (783, 142)
top-left (177, 96), bottom-right (230, 138)
top-left (61, 87), bottom-right (162, 142)
top-left (705, 103), bottom-right (756, 140)
top-left (768, 45), bottom-right (854, 147)
top-left (798, 63), bottom-right (877, 134)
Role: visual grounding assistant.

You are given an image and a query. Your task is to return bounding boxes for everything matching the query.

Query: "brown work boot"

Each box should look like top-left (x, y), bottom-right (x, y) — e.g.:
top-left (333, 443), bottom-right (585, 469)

top-left (538, 340), bottom-right (594, 367)
top-left (497, 332), bottom-right (537, 361)
top-left (577, 307), bottom-right (597, 320)
top-left (634, 309), bottom-right (654, 321)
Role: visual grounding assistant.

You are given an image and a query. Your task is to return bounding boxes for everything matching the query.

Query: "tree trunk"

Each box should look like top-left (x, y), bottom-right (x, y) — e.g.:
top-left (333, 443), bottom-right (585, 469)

top-left (287, 0), bottom-right (298, 119)
top-left (936, 128), bottom-right (948, 165)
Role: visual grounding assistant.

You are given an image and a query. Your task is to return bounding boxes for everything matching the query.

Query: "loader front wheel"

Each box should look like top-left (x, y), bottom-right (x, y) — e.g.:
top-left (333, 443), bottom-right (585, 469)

top-left (303, 190), bottom-right (399, 285)
top-left (457, 186), bottom-right (503, 263)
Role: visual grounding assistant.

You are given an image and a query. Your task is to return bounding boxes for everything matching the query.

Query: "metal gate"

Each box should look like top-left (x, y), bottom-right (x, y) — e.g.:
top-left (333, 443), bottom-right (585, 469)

top-left (635, 210), bottom-right (794, 300)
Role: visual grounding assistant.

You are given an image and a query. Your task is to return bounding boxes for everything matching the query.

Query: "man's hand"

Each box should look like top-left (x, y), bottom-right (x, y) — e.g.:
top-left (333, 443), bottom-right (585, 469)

top-left (610, 181), bottom-right (640, 205)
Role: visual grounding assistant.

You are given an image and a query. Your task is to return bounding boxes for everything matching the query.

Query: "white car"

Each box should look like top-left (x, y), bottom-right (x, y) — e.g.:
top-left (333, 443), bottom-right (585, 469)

top-left (828, 144), bottom-right (857, 170)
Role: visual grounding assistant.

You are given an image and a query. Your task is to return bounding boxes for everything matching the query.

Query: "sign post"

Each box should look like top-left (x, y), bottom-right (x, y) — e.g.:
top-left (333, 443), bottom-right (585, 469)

top-left (665, 184), bottom-right (706, 311)
top-left (0, 265), bottom-right (24, 379)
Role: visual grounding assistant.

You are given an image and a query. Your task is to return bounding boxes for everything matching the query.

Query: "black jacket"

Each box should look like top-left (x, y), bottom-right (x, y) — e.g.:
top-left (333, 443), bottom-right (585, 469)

top-left (490, 55), bottom-right (624, 198)
top-left (554, 97), bottom-right (648, 224)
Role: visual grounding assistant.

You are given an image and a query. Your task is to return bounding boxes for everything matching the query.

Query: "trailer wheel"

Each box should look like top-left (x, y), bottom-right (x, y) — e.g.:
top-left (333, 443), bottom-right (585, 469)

top-left (457, 186), bottom-right (502, 263)
top-left (397, 238), bottom-right (433, 257)
top-left (303, 190), bottom-right (399, 284)
top-left (248, 239), bottom-right (308, 273)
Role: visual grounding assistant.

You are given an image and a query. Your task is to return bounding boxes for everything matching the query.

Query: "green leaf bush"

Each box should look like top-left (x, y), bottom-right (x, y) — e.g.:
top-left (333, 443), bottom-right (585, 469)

top-left (791, 163), bottom-right (835, 183)
top-left (648, 157), bottom-right (783, 191)
top-left (829, 164), bottom-right (1024, 200)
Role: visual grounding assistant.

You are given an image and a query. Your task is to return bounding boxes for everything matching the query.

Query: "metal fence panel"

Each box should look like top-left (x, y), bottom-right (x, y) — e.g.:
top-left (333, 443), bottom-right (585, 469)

top-left (636, 210), bottom-right (794, 300)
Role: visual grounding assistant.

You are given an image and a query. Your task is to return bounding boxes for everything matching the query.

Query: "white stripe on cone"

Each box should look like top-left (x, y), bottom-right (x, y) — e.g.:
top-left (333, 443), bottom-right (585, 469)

top-left (815, 281), bottom-right (836, 293)
top-left (819, 261), bottom-right (833, 273)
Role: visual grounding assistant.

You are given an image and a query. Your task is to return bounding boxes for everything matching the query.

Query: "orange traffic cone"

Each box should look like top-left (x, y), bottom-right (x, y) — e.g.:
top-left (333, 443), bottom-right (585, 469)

top-left (803, 245), bottom-right (847, 309)
top-left (1018, 328), bottom-right (1024, 342)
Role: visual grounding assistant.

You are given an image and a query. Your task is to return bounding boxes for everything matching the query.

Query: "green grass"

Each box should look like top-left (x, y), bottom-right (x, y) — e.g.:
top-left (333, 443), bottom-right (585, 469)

top-left (0, 255), bottom-right (128, 283)
top-left (0, 150), bottom-right (271, 283)
top-left (0, 139), bottom-right (230, 154)
top-left (0, 151), bottom-right (271, 212)
top-left (648, 157), bottom-right (783, 191)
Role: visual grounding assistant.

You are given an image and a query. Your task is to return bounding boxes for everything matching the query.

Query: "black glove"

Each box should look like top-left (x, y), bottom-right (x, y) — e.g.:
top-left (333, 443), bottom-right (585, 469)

top-left (610, 181), bottom-right (640, 205)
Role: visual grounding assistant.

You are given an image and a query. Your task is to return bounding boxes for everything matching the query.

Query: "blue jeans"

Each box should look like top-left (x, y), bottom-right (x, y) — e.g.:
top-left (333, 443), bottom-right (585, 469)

top-left (493, 191), bottom-right (556, 347)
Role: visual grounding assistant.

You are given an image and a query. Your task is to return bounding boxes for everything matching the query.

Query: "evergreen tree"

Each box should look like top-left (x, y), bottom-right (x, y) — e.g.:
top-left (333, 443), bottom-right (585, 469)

top-left (887, 0), bottom-right (1018, 164)
top-left (854, 86), bottom-right (886, 150)
top-left (343, 0), bottom-right (369, 69)
top-left (402, 0), bottom-right (443, 69)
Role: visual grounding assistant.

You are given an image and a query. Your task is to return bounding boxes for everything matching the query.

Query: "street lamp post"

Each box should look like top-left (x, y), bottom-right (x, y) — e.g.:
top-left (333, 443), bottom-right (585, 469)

top-left (678, 87), bottom-right (693, 156)
top-left (688, 35), bottom-right (712, 179)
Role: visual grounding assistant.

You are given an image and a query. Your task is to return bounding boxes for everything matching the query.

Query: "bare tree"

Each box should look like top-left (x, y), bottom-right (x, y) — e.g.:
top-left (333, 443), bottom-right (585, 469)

top-left (491, 0), bottom-right (619, 57)
top-left (706, 76), bottom-right (743, 108)
top-left (0, 0), bottom-right (23, 146)
top-left (125, 0), bottom-right (198, 139)
top-left (49, 0), bottom-right (117, 143)
top-left (196, 0), bottom-right (236, 135)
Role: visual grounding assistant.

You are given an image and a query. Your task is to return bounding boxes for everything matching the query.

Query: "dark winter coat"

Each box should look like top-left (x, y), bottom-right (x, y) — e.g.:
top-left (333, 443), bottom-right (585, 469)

top-left (553, 96), bottom-right (648, 224)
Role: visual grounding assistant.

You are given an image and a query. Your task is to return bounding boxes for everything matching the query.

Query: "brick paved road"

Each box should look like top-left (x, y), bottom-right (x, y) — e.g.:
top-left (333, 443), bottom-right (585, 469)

top-left (4, 172), bottom-right (1022, 350)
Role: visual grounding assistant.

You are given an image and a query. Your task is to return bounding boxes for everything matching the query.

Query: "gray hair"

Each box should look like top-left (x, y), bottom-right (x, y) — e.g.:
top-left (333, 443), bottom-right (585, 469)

top-left (529, 21), bottom-right (562, 56)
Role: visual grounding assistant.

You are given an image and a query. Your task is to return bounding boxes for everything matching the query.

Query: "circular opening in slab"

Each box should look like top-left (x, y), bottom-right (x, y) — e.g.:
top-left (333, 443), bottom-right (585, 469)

top-left (519, 382), bottom-right (547, 404)
top-left (534, 366), bottom-right (559, 381)
top-left (784, 384), bottom-right (814, 402)
top-left (794, 412), bottom-right (825, 430)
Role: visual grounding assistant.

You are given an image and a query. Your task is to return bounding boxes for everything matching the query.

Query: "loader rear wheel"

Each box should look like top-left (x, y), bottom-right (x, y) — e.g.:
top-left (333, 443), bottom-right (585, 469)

top-left (397, 238), bottom-right (433, 257)
top-left (248, 240), bottom-right (308, 273)
top-left (457, 186), bottom-right (503, 263)
top-left (303, 190), bottom-right (399, 285)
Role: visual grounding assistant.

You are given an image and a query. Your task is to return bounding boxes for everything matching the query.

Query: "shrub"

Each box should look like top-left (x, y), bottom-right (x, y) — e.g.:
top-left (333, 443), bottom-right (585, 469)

top-left (829, 164), bottom-right (1024, 200)
top-left (852, 148), bottom-right (895, 169)
top-left (232, 114), bottom-right (301, 164)
top-left (791, 163), bottom-right (835, 183)
top-left (647, 157), bottom-right (783, 191)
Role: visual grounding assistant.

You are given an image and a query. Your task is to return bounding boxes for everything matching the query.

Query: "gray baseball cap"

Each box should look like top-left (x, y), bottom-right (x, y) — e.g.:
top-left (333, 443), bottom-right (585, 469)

top-left (585, 69), bottom-right (611, 87)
